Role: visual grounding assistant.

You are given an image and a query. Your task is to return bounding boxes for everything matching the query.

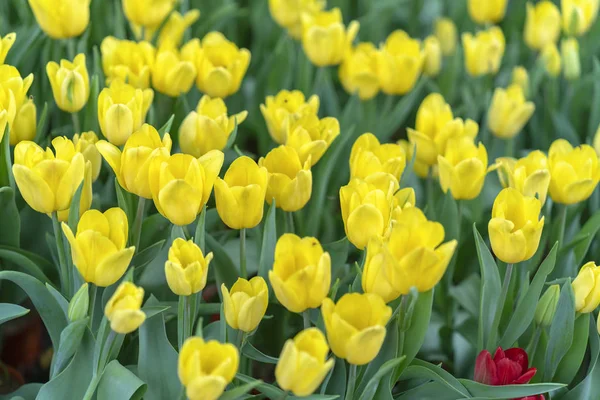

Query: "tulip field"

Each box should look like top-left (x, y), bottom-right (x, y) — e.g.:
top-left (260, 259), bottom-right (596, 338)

top-left (2, 0), bottom-right (600, 399)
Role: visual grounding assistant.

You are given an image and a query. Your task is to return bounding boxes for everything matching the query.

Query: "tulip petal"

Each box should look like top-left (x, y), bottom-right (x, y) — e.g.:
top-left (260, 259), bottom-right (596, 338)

top-left (158, 180), bottom-right (202, 226)
top-left (94, 246), bottom-right (135, 287)
top-left (109, 309), bottom-right (146, 334)
top-left (345, 326), bottom-right (387, 365)
top-left (12, 164), bottom-right (55, 213)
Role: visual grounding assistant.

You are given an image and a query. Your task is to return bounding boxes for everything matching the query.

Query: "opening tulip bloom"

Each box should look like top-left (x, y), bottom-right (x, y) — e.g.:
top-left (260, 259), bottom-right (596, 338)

top-left (165, 238), bottom-right (213, 296)
top-left (156, 10), bottom-right (201, 48)
top-left (148, 151), bottom-right (224, 226)
top-left (98, 80), bottom-right (154, 146)
top-left (339, 42), bottom-right (380, 100)
top-left (524, 1), bottom-right (561, 50)
top-left (350, 133), bottom-right (406, 182)
top-left (488, 188), bottom-right (544, 264)
top-left (0, 33), bottom-right (16, 65)
top-left (214, 156), bottom-right (268, 229)
top-left (562, 0), bottom-right (599, 36)
top-left (462, 27), bottom-right (505, 77)
top-left (285, 113), bottom-right (340, 166)
top-left (275, 328), bottom-right (334, 397)
top-left (572, 262), bottom-right (600, 313)
top-left (96, 124), bottom-right (172, 199)
top-left (376, 30), bottom-right (424, 95)
top-left (221, 277), bottom-right (269, 332)
top-left (467, 0), bottom-right (509, 24)
top-left (182, 32), bottom-right (251, 98)
top-left (321, 293), bottom-right (392, 365)
top-left (46, 54), bottom-right (90, 113)
top-left (152, 45), bottom-right (197, 98)
top-left (104, 282), bottom-right (146, 334)
top-left (268, 0), bottom-right (325, 39)
top-left (548, 139), bottom-right (600, 204)
top-left (122, 0), bottom-right (176, 31)
top-left (434, 18), bottom-right (457, 56)
top-left (474, 347), bottom-right (537, 386)
top-left (101, 37), bottom-right (155, 89)
top-left (497, 151), bottom-right (551, 204)
top-left (179, 95), bottom-right (248, 157)
top-left (28, 0), bottom-right (91, 39)
top-left (73, 131), bottom-right (102, 181)
top-left (269, 234), bottom-right (331, 313)
top-left (62, 208), bottom-right (135, 287)
top-left (488, 84), bottom-right (535, 139)
top-left (260, 90), bottom-right (320, 145)
top-left (423, 36), bottom-right (442, 77)
top-left (178, 337), bottom-right (238, 400)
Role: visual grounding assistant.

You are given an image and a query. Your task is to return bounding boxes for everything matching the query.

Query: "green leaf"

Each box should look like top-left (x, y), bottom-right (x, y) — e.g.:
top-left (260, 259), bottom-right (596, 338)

top-left (220, 378), bottom-right (264, 400)
top-left (34, 102), bottom-right (49, 143)
top-left (158, 114), bottom-right (175, 137)
top-left (0, 246), bottom-right (53, 284)
top-left (258, 201), bottom-right (276, 281)
top-left (0, 303), bottom-right (29, 324)
top-left (193, 205), bottom-right (207, 253)
top-left (400, 359), bottom-right (470, 398)
top-left (321, 356), bottom-right (346, 397)
top-left (449, 274), bottom-right (481, 317)
top-left (358, 357), bottom-right (405, 400)
top-left (459, 380), bottom-right (565, 399)
top-left (401, 289), bottom-right (434, 368)
top-left (45, 283), bottom-right (69, 317)
top-left (97, 360), bottom-right (147, 400)
top-left (323, 237), bottom-right (349, 272)
top-left (224, 118), bottom-right (238, 149)
top-left (0, 187), bottom-right (20, 246)
top-left (554, 313), bottom-right (591, 384)
top-left (0, 383), bottom-right (43, 400)
top-left (83, 75), bottom-right (99, 133)
top-left (115, 177), bottom-right (135, 225)
top-left (50, 318), bottom-right (88, 378)
top-left (395, 381), bottom-right (464, 400)
top-left (206, 234), bottom-right (238, 291)
top-left (131, 239), bottom-right (166, 269)
top-left (544, 280), bottom-right (576, 381)
top-left (68, 181), bottom-right (85, 232)
top-left (379, 79), bottom-right (426, 141)
top-left (0, 124), bottom-right (14, 189)
top-left (235, 373), bottom-right (284, 398)
top-left (499, 243), bottom-right (558, 349)
top-left (0, 271), bottom-right (67, 349)
top-left (242, 340), bottom-right (278, 364)
top-left (437, 191), bottom-right (459, 241)
top-left (571, 209), bottom-right (600, 266)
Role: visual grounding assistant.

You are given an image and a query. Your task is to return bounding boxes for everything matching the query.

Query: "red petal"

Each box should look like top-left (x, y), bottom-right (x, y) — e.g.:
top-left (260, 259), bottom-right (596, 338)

top-left (496, 358), bottom-right (523, 385)
top-left (505, 347), bottom-right (529, 372)
top-left (493, 346), bottom-right (506, 362)
top-left (474, 350), bottom-right (498, 385)
top-left (513, 367), bottom-right (537, 384)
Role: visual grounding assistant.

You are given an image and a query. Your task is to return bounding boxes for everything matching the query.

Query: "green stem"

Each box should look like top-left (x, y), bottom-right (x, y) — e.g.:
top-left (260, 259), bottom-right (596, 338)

top-left (240, 228), bottom-right (247, 279)
top-left (85, 330), bottom-right (117, 400)
top-left (303, 310), bottom-right (311, 329)
top-left (345, 364), bottom-right (357, 400)
top-left (487, 263), bottom-right (514, 351)
top-left (89, 284), bottom-right (97, 329)
top-left (51, 212), bottom-right (70, 296)
top-left (556, 204), bottom-right (568, 249)
top-left (81, 373), bottom-right (101, 400)
top-left (286, 212), bottom-right (295, 234)
top-left (178, 295), bottom-right (190, 350)
top-left (131, 197), bottom-right (146, 252)
top-left (526, 325), bottom-right (543, 357)
top-left (504, 138), bottom-right (514, 158)
top-left (71, 112), bottom-right (81, 134)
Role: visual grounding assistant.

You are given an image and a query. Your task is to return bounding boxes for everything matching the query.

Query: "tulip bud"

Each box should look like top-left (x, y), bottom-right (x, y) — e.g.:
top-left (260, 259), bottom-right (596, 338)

top-left (512, 66), bottom-right (530, 98)
top-left (377, 30), bottom-right (424, 95)
top-left (561, 38), bottom-right (581, 81)
top-left (165, 239), bottom-right (213, 296)
top-left (535, 285), bottom-right (560, 327)
top-left (423, 36), bottom-right (442, 77)
top-left (286, 114), bottom-right (340, 166)
top-left (260, 90), bottom-right (320, 145)
top-left (572, 262), bottom-right (600, 313)
top-left (11, 99), bottom-right (36, 145)
top-left (46, 54), bottom-right (90, 113)
top-left (152, 45), bottom-right (197, 98)
top-left (122, 0), bottom-right (176, 30)
top-left (540, 43), bottom-right (562, 77)
top-left (488, 84), bottom-right (536, 139)
top-left (73, 131), bottom-right (101, 181)
top-left (467, 0), bottom-right (509, 24)
top-left (462, 27), bottom-right (505, 77)
top-left (28, 0), bottom-right (91, 39)
top-left (524, 1), bottom-right (561, 50)
top-left (104, 282), bottom-right (146, 334)
top-left (101, 37), bottom-right (155, 89)
top-left (268, 0), bottom-right (325, 39)
top-left (0, 33), bottom-right (16, 65)
top-left (496, 150), bottom-right (551, 204)
top-left (157, 10), bottom-right (200, 48)
top-left (68, 283), bottom-right (89, 322)
top-left (221, 277), bottom-right (269, 332)
top-left (339, 42), bottom-right (380, 100)
top-left (562, 0), bottom-right (599, 36)
top-left (350, 133), bottom-right (406, 182)
top-left (434, 18), bottom-right (457, 55)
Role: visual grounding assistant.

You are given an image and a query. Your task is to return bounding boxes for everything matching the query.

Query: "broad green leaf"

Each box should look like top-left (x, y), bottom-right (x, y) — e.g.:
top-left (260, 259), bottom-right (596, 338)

top-left (220, 378), bottom-right (264, 400)
top-left (83, 74), bottom-right (99, 133)
top-left (544, 280), bottom-right (576, 381)
top-left (50, 318), bottom-right (88, 378)
top-left (258, 201), bottom-right (276, 281)
top-left (438, 191), bottom-right (459, 242)
top-left (193, 205), bottom-right (207, 252)
top-left (0, 124), bottom-right (14, 189)
top-left (34, 102), bottom-right (49, 143)
top-left (97, 360), bottom-right (147, 400)
top-left (0, 247), bottom-right (52, 284)
top-left (0, 303), bottom-right (29, 324)
top-left (323, 237), bottom-right (349, 272)
top-left (379, 78), bottom-right (426, 141)
top-left (224, 119), bottom-right (239, 149)
top-left (358, 357), bottom-right (405, 400)
top-left (45, 283), bottom-right (68, 317)
top-left (571, 209), bottom-right (600, 266)
top-left (68, 181), bottom-right (85, 232)
top-left (131, 240), bottom-right (166, 269)
top-left (0, 187), bottom-right (20, 247)
top-left (0, 383), bottom-right (43, 400)
top-left (554, 313), bottom-right (590, 384)
top-left (158, 114), bottom-right (174, 137)
top-left (460, 380), bottom-right (565, 399)
top-left (206, 234), bottom-right (238, 291)
top-left (242, 340), bottom-right (279, 364)
top-left (401, 289), bottom-right (434, 368)
top-left (400, 359), bottom-right (470, 398)
top-left (236, 373), bottom-right (284, 398)
top-left (115, 178), bottom-right (135, 226)
top-left (449, 274), bottom-right (481, 317)
top-left (321, 356), bottom-right (346, 397)
top-left (395, 381), bottom-right (464, 400)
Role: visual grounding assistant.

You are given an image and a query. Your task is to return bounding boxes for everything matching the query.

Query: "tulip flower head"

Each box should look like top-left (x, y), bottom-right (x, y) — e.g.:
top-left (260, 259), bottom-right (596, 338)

top-left (376, 30), bottom-right (424, 95)
top-left (104, 282), bottom-right (146, 334)
top-left (165, 238), bottom-right (213, 296)
top-left (101, 37), bottom-right (155, 89)
top-left (157, 10), bottom-right (201, 48)
top-left (0, 33), bottom-right (16, 65)
top-left (434, 18), bottom-right (457, 55)
top-left (339, 42), bottom-right (380, 100)
top-left (28, 0), bottom-right (91, 39)
top-left (0, 66), bottom-right (34, 132)
top-left (260, 90), bottom-right (320, 145)
top-left (524, 1), bottom-right (561, 50)
top-left (73, 131), bottom-right (102, 181)
top-left (511, 66), bottom-right (530, 98)
top-left (56, 159), bottom-right (93, 223)
top-left (497, 151), bottom-right (551, 204)
top-left (572, 262), bottom-right (600, 313)
top-left (350, 133), bottom-right (406, 182)
top-left (285, 113), bottom-right (340, 166)
top-left (541, 43), bottom-right (562, 77)
top-left (488, 84), bottom-right (535, 139)
top-left (46, 54), bottom-right (90, 113)
top-left (152, 45), bottom-right (197, 98)
top-left (561, 38), bottom-right (581, 80)
top-left (535, 284), bottom-right (560, 327)
top-left (11, 99), bottom-right (36, 145)
top-left (423, 36), bottom-right (442, 77)
top-left (221, 277), bottom-right (269, 332)
top-left (462, 27), bottom-right (505, 77)
top-left (468, 0), bottom-right (509, 24)
top-left (562, 0), bottom-right (599, 36)
top-left (122, 0), bottom-right (176, 30)
top-left (268, 0), bottom-right (326, 39)
top-left (474, 347), bottom-right (537, 386)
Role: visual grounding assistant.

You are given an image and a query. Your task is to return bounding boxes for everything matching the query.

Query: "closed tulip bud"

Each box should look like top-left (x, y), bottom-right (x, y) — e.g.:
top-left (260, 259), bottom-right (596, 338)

top-left (434, 18), bottom-right (457, 56)
top-left (179, 337), bottom-right (238, 400)
top-left (398, 139), bottom-right (429, 178)
top-left (276, 328), bottom-right (334, 396)
top-left (214, 156), bottom-right (268, 229)
top-left (221, 277), bottom-right (269, 332)
top-left (104, 282), bottom-right (146, 334)
top-left (561, 38), bottom-right (581, 80)
top-left (489, 188), bottom-right (545, 264)
top-left (46, 54), bottom-right (90, 113)
top-left (0, 65), bottom-right (34, 140)
top-left (488, 84), bottom-right (535, 139)
top-left (152, 45), bottom-right (197, 98)
top-left (269, 234), bottom-right (331, 313)
top-left (182, 32), bottom-right (250, 98)
top-left (269, 0), bottom-right (325, 39)
top-left (157, 10), bottom-right (201, 48)
top-left (261, 90), bottom-right (319, 145)
top-left (423, 36), bottom-right (442, 77)
top-left (468, 0), bottom-right (509, 24)
top-left (512, 66), bottom-right (530, 98)
top-left (179, 95), bottom-right (248, 157)
top-left (62, 208), bottom-right (135, 287)
top-left (13, 138), bottom-right (85, 214)
top-left (149, 151), bottom-right (224, 226)
top-left (462, 27), bottom-right (505, 77)
top-left (28, 0), bottom-right (90, 39)
top-left (535, 285), bottom-right (560, 327)
top-left (57, 160), bottom-right (93, 222)
top-left (376, 30), bottom-right (424, 95)
top-left (68, 283), bottom-right (89, 322)
top-left (101, 37), bottom-right (155, 89)
top-left (339, 42), bottom-right (380, 100)
top-left (573, 262), bottom-right (600, 313)
top-left (165, 238), bottom-right (213, 296)
top-left (122, 0), bottom-right (176, 30)
top-left (98, 80), bottom-right (154, 146)
top-left (541, 43), bottom-right (562, 77)
top-left (497, 151), bottom-right (551, 204)
top-left (524, 2), bottom-right (561, 50)
top-left (562, 0), bottom-right (599, 36)
top-left (286, 114), bottom-right (340, 166)
top-left (11, 99), bottom-right (36, 145)
top-left (73, 131), bottom-right (101, 181)
top-left (0, 33), bottom-right (15, 65)
top-left (350, 133), bottom-right (406, 181)
top-left (259, 146), bottom-right (312, 212)
top-left (548, 139), bottom-right (600, 204)
top-left (322, 293), bottom-right (392, 365)
top-left (96, 124), bottom-right (172, 199)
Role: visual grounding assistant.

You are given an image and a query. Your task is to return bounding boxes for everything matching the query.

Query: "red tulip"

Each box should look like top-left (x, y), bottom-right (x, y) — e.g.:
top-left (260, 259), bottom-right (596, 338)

top-left (474, 347), bottom-right (537, 386)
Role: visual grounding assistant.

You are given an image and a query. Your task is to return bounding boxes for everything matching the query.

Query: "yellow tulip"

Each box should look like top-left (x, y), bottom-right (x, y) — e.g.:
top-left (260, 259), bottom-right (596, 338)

top-left (73, 131), bottom-right (101, 181)
top-left (462, 27), bottom-right (505, 76)
top-left (101, 37), bottom-right (155, 89)
top-left (269, 0), bottom-right (326, 39)
top-left (122, 0), bottom-right (176, 30)
top-left (182, 32), bottom-right (251, 98)
top-left (497, 151), bottom-right (551, 204)
top-left (376, 30), bottom-right (424, 95)
top-left (0, 65), bottom-right (34, 142)
top-left (57, 160), bottom-right (92, 222)
top-left (524, 1), bottom-right (561, 50)
top-left (46, 54), bottom-right (90, 113)
top-left (259, 145), bottom-right (312, 212)
top-left (13, 138), bottom-right (85, 214)
top-left (398, 139), bottom-right (429, 179)
top-left (152, 45), bottom-right (197, 98)
top-left (434, 18), bottom-right (457, 56)
top-left (62, 208), bottom-right (135, 287)
top-left (541, 43), bottom-right (562, 77)
top-left (269, 234), bottom-right (331, 313)
top-left (214, 156), bottom-right (268, 229)
top-left (438, 138), bottom-right (492, 200)
top-left (0, 33), bottom-right (16, 65)
top-left (561, 38), bottom-right (581, 80)
top-left (11, 99), bottom-right (36, 145)
top-left (179, 337), bottom-right (238, 400)
top-left (572, 262), bottom-right (600, 313)
top-left (365, 207), bottom-right (457, 296)
top-left (104, 282), bottom-right (146, 334)
top-left (179, 95), bottom-right (248, 157)
top-left (301, 8), bottom-right (360, 67)
top-left (488, 188), bottom-right (545, 264)
top-left (321, 293), bottom-right (392, 365)
top-left (562, 0), bottom-right (599, 36)
top-left (286, 113), bottom-right (340, 166)
top-left (221, 277), bottom-right (269, 332)
top-left (349, 133), bottom-right (406, 182)
top-left (276, 328), bottom-right (334, 396)
top-left (488, 84), bottom-right (536, 139)
top-left (149, 151), bottom-right (224, 226)
top-left (468, 0), bottom-right (509, 24)
top-left (165, 238), bottom-right (213, 296)
top-left (391, 186), bottom-right (417, 224)
top-left (512, 66), bottom-right (530, 98)
top-left (260, 90), bottom-right (320, 145)
top-left (28, 0), bottom-right (90, 39)
top-left (157, 10), bottom-right (201, 48)
top-left (423, 36), bottom-right (442, 77)
top-left (339, 42), bottom-right (380, 100)
top-left (96, 124), bottom-right (172, 199)
top-left (548, 139), bottom-right (600, 204)
top-left (98, 80), bottom-right (154, 146)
